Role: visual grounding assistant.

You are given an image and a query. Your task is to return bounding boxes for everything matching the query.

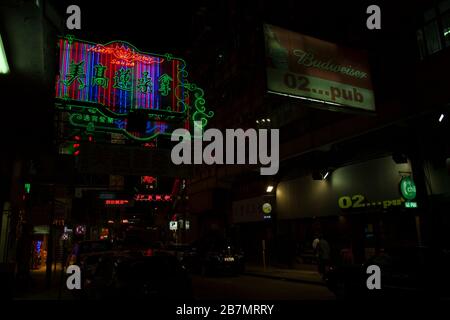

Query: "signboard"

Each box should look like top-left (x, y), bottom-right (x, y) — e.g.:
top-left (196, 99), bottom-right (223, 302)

top-left (262, 202), bottom-right (272, 220)
top-left (400, 176), bottom-right (417, 200)
top-left (75, 225), bottom-right (87, 235)
top-left (264, 24), bottom-right (375, 112)
top-left (134, 194), bottom-right (172, 202)
top-left (338, 194), bottom-right (406, 210)
top-left (55, 35), bottom-right (213, 141)
top-left (262, 202), bottom-right (272, 214)
top-left (405, 201), bottom-right (418, 208)
top-left (169, 221), bottom-right (178, 231)
top-left (141, 176), bottom-right (157, 190)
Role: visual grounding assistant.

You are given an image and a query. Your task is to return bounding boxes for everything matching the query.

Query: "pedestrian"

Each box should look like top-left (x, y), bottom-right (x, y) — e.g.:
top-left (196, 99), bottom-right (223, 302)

top-left (315, 234), bottom-right (331, 277)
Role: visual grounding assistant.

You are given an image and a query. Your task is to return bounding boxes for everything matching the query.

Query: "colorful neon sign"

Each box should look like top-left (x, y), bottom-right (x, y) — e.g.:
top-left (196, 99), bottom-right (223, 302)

top-left (55, 35), bottom-right (213, 141)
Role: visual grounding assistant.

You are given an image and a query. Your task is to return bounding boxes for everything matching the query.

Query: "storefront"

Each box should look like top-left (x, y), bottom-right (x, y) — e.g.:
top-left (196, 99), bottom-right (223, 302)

top-left (276, 155), bottom-right (420, 264)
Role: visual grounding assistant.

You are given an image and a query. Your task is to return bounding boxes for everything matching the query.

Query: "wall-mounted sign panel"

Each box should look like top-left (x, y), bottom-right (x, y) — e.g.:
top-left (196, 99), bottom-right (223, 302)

top-left (264, 24), bottom-right (375, 112)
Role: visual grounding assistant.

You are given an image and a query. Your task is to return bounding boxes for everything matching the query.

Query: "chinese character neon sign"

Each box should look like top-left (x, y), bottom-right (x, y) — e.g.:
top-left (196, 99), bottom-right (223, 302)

top-left (55, 35), bottom-right (213, 141)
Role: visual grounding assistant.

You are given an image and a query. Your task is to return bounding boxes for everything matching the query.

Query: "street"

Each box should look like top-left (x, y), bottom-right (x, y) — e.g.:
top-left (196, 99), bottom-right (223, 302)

top-left (192, 275), bottom-right (335, 300)
top-left (2, 0), bottom-right (450, 308)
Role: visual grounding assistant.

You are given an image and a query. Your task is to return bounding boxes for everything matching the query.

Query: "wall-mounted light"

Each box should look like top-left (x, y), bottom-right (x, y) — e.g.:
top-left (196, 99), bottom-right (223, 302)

top-left (312, 168), bottom-right (333, 180)
top-left (266, 185), bottom-right (274, 192)
top-left (439, 113), bottom-right (445, 122)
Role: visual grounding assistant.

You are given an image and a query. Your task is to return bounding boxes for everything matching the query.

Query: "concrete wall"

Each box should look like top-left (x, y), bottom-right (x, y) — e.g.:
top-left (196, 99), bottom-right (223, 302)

top-left (277, 155), bottom-right (413, 219)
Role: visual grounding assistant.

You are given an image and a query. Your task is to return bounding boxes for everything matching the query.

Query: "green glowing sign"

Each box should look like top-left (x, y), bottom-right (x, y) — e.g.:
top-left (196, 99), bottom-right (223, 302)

top-left (405, 201), bottom-right (418, 208)
top-left (62, 60), bottom-right (86, 88)
top-left (137, 71), bottom-right (153, 93)
top-left (158, 73), bottom-right (173, 96)
top-left (262, 202), bottom-right (272, 214)
top-left (113, 68), bottom-right (132, 91)
top-left (25, 183), bottom-right (31, 194)
top-left (400, 176), bottom-right (416, 200)
top-left (93, 64), bottom-right (109, 88)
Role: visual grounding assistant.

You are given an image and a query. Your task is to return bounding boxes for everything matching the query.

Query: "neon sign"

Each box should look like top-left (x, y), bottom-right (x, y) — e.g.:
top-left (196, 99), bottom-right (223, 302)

top-left (55, 35), bottom-right (213, 141)
top-left (134, 194), bottom-right (172, 202)
top-left (141, 176), bottom-right (157, 190)
top-left (338, 194), bottom-right (405, 210)
top-left (105, 200), bottom-right (129, 205)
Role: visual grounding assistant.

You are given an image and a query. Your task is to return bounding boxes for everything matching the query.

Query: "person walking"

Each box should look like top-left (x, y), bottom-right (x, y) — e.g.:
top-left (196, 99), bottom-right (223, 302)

top-left (315, 234), bottom-right (331, 277)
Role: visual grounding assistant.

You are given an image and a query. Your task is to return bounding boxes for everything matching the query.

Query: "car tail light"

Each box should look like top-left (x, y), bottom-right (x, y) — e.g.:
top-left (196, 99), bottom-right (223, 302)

top-left (144, 248), bottom-right (154, 257)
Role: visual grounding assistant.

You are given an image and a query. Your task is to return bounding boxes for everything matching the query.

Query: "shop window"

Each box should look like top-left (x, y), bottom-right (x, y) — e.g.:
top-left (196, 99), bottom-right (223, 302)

top-left (417, 0), bottom-right (450, 59)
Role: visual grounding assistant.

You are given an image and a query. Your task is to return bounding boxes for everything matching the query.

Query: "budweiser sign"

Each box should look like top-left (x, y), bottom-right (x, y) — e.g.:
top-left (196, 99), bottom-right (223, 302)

top-left (293, 49), bottom-right (368, 79)
top-left (264, 24), bottom-right (375, 112)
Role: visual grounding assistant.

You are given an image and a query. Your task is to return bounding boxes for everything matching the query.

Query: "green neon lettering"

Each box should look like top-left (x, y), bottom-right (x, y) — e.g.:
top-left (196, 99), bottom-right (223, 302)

top-left (62, 60), bottom-right (86, 89)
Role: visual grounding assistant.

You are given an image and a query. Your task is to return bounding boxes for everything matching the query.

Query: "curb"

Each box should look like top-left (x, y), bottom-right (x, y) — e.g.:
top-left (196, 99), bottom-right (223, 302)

top-left (243, 271), bottom-right (327, 286)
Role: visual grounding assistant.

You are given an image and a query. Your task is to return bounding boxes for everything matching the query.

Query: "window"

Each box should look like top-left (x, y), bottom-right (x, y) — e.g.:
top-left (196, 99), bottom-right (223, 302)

top-left (0, 34), bottom-right (10, 74)
top-left (417, 0), bottom-right (450, 59)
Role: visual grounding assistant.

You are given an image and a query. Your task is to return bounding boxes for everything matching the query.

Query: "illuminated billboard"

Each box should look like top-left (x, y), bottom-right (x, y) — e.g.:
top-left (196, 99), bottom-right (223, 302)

top-left (55, 35), bottom-right (213, 141)
top-left (264, 24), bottom-right (375, 112)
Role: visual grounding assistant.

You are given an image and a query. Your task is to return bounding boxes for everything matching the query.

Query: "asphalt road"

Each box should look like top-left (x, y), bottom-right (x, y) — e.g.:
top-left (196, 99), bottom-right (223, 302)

top-left (191, 275), bottom-right (336, 300)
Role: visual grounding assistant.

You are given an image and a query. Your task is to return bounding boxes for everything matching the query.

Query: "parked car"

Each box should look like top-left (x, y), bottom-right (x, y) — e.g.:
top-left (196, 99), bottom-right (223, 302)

top-left (325, 246), bottom-right (450, 299)
top-left (66, 240), bottom-right (113, 267)
top-left (186, 239), bottom-right (245, 276)
top-left (82, 253), bottom-right (192, 300)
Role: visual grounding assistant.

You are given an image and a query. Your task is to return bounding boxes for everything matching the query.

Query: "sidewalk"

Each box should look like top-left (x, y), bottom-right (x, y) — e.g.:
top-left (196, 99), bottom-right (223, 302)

top-left (244, 264), bottom-right (326, 286)
top-left (14, 265), bottom-right (75, 300)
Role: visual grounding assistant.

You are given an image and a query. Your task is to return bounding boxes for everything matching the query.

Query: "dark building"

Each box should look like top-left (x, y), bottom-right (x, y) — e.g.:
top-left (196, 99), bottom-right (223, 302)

top-left (186, 0), bottom-right (450, 267)
top-left (0, 0), bottom-right (64, 291)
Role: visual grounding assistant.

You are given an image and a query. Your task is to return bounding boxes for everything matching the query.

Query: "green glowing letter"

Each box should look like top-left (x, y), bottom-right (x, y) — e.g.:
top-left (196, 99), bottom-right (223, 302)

top-left (113, 68), bottom-right (132, 91)
top-left (93, 64), bottom-right (109, 88)
top-left (62, 60), bottom-right (86, 89)
top-left (158, 73), bottom-right (173, 96)
top-left (137, 71), bottom-right (153, 93)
